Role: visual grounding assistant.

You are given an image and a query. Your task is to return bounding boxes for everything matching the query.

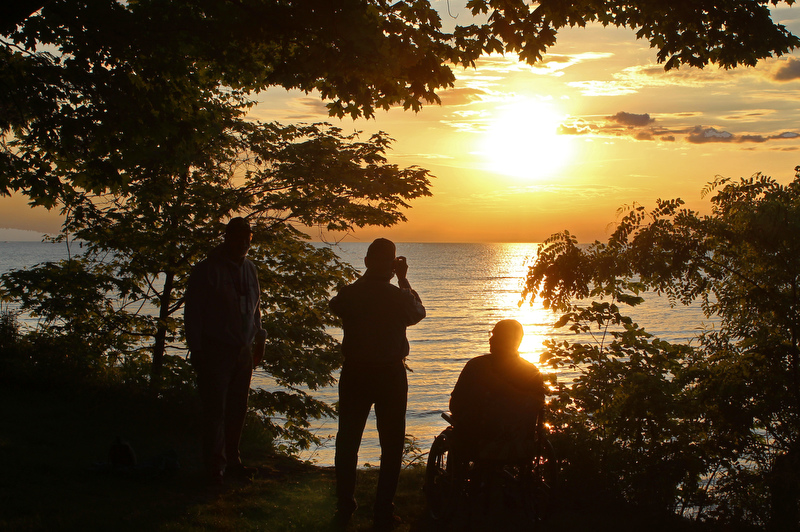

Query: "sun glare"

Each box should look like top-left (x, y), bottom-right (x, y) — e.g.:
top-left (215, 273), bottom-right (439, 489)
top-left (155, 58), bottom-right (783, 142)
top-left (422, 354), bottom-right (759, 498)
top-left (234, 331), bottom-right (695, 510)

top-left (480, 99), bottom-right (573, 181)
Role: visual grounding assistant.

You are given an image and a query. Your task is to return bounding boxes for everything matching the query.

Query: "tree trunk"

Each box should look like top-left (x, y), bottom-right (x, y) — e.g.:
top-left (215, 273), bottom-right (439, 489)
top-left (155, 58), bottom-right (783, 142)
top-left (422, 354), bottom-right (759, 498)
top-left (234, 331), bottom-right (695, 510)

top-left (150, 270), bottom-right (175, 383)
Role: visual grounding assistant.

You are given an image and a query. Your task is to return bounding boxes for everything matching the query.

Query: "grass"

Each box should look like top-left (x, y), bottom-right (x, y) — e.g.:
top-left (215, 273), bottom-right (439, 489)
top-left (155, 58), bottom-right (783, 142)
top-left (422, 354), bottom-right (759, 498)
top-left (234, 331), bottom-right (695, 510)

top-left (1, 379), bottom-right (715, 532)
top-left (0, 379), bottom-right (429, 532)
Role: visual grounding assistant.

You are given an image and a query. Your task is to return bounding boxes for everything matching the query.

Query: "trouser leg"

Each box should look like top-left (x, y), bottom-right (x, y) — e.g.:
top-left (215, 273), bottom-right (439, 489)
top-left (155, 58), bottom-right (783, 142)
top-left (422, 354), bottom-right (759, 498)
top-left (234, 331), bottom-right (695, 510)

top-left (196, 345), bottom-right (252, 475)
top-left (224, 346), bottom-right (253, 468)
top-left (335, 368), bottom-right (372, 513)
top-left (373, 364), bottom-right (408, 519)
top-left (196, 355), bottom-right (228, 475)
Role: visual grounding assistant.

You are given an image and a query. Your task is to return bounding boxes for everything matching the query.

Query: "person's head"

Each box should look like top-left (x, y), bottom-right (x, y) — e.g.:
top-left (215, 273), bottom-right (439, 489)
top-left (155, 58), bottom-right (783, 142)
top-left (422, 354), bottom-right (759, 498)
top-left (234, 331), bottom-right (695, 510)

top-left (489, 319), bottom-right (524, 356)
top-left (364, 238), bottom-right (396, 276)
top-left (224, 217), bottom-right (252, 262)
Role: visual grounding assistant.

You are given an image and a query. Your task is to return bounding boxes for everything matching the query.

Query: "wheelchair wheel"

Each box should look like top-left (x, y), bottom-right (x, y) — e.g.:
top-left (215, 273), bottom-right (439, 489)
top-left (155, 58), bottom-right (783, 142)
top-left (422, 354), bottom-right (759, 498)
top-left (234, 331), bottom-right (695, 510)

top-left (424, 426), bottom-right (459, 522)
top-left (521, 436), bottom-right (558, 524)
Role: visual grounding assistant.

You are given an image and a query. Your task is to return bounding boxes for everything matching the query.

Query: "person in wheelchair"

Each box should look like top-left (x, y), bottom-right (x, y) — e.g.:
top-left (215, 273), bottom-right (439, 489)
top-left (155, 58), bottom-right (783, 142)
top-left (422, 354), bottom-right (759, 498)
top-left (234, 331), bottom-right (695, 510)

top-left (449, 319), bottom-right (545, 462)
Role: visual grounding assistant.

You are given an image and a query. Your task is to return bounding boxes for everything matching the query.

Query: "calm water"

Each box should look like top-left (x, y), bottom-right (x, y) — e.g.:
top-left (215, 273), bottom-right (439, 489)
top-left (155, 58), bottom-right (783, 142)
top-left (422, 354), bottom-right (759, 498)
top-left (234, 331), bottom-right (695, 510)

top-left (0, 241), bottom-right (708, 466)
top-left (285, 242), bottom-right (708, 465)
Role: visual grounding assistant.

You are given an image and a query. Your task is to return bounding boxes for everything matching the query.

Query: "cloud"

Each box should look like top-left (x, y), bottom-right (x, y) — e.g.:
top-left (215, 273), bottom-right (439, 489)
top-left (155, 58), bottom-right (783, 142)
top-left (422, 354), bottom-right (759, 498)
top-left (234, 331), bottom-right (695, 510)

top-left (558, 121), bottom-right (595, 135)
top-left (250, 95), bottom-right (331, 122)
top-left (739, 135), bottom-right (769, 143)
top-left (557, 113), bottom-right (800, 147)
top-left (440, 86), bottom-right (489, 106)
top-left (557, 111), bottom-right (665, 140)
top-left (617, 63), bottom-right (750, 88)
top-left (439, 118), bottom-right (486, 133)
top-left (720, 109), bottom-right (776, 122)
top-left (488, 183), bottom-right (645, 202)
top-left (772, 57), bottom-right (800, 82)
top-left (741, 89), bottom-right (800, 106)
top-left (687, 126), bottom-right (800, 144)
top-left (283, 97), bottom-right (330, 120)
top-left (469, 52), bottom-right (614, 77)
top-left (567, 62), bottom-right (748, 97)
top-left (567, 80), bottom-right (639, 96)
top-left (687, 127), bottom-right (734, 144)
top-left (607, 112), bottom-right (654, 127)
top-left (394, 152), bottom-right (455, 162)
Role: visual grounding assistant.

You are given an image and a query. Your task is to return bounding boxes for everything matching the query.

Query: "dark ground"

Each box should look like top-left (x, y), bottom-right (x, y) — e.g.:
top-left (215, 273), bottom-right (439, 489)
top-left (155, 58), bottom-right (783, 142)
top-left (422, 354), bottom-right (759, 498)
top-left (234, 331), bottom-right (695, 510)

top-left (0, 381), bottom-right (720, 531)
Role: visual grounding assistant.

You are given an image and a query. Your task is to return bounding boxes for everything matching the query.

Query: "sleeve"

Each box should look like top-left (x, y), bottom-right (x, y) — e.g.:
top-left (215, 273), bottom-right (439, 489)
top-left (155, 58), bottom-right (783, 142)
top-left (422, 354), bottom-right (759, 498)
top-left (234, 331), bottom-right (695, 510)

top-left (449, 361), bottom-right (475, 418)
top-left (253, 298), bottom-right (264, 334)
top-left (329, 288), bottom-right (345, 317)
top-left (184, 264), bottom-right (207, 353)
top-left (397, 279), bottom-right (425, 326)
top-left (252, 270), bottom-right (267, 361)
top-left (511, 365), bottom-right (546, 420)
top-left (449, 376), bottom-right (464, 418)
top-left (531, 369), bottom-right (546, 408)
top-left (251, 262), bottom-right (264, 334)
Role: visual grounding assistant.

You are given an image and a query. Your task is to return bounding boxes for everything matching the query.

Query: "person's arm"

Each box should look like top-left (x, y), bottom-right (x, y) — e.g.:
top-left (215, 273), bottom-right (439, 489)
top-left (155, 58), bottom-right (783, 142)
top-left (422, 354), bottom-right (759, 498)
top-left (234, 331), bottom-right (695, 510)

top-left (449, 378), bottom-right (464, 419)
top-left (252, 327), bottom-right (267, 368)
top-left (184, 264), bottom-right (207, 358)
top-left (252, 270), bottom-right (266, 367)
top-left (533, 370), bottom-right (546, 408)
top-left (450, 360), bottom-right (486, 433)
top-left (394, 256), bottom-right (426, 325)
top-left (329, 287), bottom-right (346, 317)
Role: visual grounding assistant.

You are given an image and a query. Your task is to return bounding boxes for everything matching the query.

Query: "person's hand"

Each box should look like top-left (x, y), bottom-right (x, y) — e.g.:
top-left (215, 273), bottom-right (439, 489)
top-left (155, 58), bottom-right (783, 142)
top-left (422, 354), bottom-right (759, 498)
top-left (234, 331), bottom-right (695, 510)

top-left (252, 330), bottom-right (267, 368)
top-left (393, 256), bottom-right (408, 280)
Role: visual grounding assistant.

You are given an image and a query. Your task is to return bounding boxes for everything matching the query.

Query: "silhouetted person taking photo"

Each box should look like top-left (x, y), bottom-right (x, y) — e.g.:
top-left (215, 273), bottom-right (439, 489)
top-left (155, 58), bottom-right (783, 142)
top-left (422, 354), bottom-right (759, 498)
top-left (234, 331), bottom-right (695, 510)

top-left (329, 238), bottom-right (426, 531)
top-left (185, 217), bottom-right (266, 486)
top-left (450, 319), bottom-right (545, 460)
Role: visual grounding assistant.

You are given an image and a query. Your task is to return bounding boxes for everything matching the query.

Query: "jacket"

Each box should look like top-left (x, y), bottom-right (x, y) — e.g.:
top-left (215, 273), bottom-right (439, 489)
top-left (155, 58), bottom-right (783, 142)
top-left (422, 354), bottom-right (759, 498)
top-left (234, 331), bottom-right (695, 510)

top-left (450, 351), bottom-right (545, 446)
top-left (330, 273), bottom-right (425, 368)
top-left (184, 244), bottom-right (262, 352)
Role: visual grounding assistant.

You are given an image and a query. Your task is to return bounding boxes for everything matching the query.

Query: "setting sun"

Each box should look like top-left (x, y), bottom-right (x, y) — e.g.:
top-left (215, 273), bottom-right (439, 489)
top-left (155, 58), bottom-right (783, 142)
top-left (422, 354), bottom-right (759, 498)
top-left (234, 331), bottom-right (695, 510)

top-left (480, 99), bottom-right (573, 181)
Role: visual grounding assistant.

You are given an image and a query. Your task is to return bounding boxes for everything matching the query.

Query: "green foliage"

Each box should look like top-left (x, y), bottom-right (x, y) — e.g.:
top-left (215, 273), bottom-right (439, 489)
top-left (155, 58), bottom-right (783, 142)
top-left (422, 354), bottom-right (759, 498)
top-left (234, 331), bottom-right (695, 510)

top-left (457, 0), bottom-right (799, 69)
top-left (0, 121), bottom-right (429, 451)
top-left (402, 434), bottom-right (427, 469)
top-left (526, 168), bottom-right (800, 526)
top-left (0, 309), bottom-right (25, 377)
top-left (3, 0), bottom-right (799, 463)
top-left (2, 3), bottom-right (797, 197)
top-left (544, 303), bottom-right (706, 515)
top-left (8, 1), bottom-right (793, 140)
top-left (1, 0), bottom-right (441, 455)
top-left (2, 0), bottom-right (434, 445)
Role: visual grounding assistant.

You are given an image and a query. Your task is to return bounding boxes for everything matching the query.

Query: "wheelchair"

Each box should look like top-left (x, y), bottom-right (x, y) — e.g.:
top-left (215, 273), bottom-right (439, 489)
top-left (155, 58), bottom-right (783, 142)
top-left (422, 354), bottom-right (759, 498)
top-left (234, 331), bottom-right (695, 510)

top-left (424, 410), bottom-right (557, 530)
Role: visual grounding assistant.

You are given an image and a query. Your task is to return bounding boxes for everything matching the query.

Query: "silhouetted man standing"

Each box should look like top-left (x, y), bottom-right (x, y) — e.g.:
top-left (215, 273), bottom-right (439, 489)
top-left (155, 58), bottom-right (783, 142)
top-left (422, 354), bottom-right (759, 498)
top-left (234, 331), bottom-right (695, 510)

top-left (185, 217), bottom-right (265, 485)
top-left (329, 238), bottom-right (426, 530)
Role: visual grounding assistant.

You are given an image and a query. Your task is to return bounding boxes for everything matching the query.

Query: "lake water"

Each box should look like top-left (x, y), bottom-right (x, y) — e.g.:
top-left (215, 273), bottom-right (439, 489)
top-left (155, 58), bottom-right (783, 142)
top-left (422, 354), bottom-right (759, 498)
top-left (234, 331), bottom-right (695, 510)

top-left (0, 240), bottom-right (708, 466)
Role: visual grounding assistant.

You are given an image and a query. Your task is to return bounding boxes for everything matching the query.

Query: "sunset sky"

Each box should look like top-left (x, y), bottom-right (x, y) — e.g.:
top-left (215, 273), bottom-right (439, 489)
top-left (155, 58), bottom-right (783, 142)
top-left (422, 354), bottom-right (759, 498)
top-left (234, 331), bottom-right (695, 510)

top-left (3, 2), bottom-right (800, 243)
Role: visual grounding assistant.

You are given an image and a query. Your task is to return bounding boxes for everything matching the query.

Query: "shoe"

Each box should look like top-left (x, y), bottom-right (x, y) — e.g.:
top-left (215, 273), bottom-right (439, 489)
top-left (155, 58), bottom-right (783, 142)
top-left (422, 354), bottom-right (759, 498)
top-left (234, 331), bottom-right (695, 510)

top-left (332, 500), bottom-right (358, 530)
top-left (372, 513), bottom-right (403, 532)
top-left (330, 511), bottom-right (351, 530)
top-left (226, 463), bottom-right (255, 482)
top-left (208, 469), bottom-right (224, 486)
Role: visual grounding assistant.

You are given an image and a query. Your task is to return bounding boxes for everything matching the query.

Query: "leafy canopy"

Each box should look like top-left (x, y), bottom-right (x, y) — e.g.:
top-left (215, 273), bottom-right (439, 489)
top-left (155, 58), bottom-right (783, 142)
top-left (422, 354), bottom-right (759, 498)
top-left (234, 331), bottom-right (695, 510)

top-left (1, 1), bottom-right (435, 451)
top-left (1, 121), bottom-right (431, 452)
top-left (459, 0), bottom-right (798, 68)
top-left (525, 169), bottom-right (800, 524)
top-left (3, 0), bottom-right (798, 201)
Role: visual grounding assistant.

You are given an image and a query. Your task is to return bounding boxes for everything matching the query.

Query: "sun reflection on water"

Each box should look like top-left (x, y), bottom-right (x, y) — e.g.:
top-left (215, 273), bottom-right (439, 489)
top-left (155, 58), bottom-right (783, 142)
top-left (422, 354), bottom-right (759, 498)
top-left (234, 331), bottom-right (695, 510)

top-left (482, 243), bottom-right (558, 370)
